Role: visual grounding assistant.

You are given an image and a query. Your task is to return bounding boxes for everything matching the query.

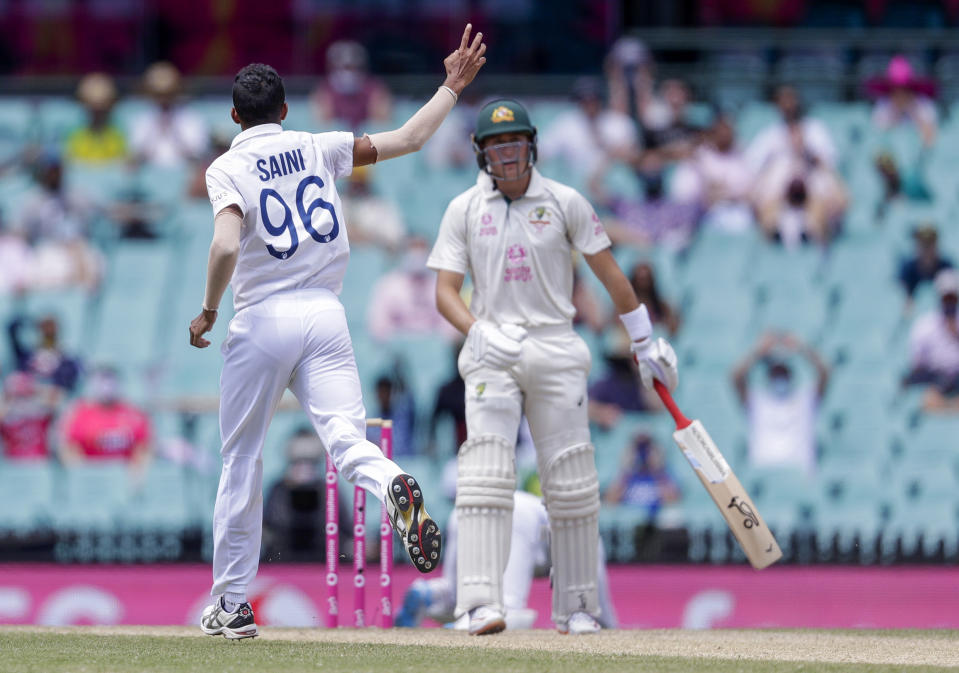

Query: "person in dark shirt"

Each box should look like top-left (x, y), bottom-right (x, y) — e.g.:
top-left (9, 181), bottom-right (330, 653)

top-left (8, 313), bottom-right (81, 404)
top-left (604, 432), bottom-right (680, 516)
top-left (588, 333), bottom-right (651, 430)
top-left (899, 224), bottom-right (953, 310)
top-left (262, 427), bottom-right (350, 562)
top-left (428, 343), bottom-right (467, 457)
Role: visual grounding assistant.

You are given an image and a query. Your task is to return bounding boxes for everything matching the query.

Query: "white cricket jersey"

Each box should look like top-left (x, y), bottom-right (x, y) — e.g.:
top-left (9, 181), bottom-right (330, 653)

top-left (205, 124), bottom-right (354, 311)
top-left (427, 169), bottom-right (611, 328)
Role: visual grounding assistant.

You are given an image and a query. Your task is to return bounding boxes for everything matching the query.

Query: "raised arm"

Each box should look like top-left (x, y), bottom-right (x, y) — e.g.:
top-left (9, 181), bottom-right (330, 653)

top-left (353, 24), bottom-right (486, 166)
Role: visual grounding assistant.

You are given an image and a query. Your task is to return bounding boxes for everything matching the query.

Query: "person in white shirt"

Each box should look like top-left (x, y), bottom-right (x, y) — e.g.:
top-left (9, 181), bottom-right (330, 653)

top-left (732, 331), bottom-right (830, 478)
top-left (428, 98), bottom-right (678, 636)
top-left (746, 85), bottom-right (837, 173)
top-left (538, 77), bottom-right (640, 198)
top-left (671, 114), bottom-right (755, 233)
top-left (129, 62), bottom-right (209, 168)
top-left (905, 269), bottom-right (959, 412)
top-left (866, 55), bottom-right (938, 148)
top-left (366, 237), bottom-right (458, 342)
top-left (187, 25), bottom-right (487, 640)
top-left (746, 86), bottom-right (846, 247)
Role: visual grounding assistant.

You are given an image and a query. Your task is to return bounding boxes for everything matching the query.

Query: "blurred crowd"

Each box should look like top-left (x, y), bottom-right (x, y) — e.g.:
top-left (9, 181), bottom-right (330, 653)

top-left (1, 33), bottom-right (958, 561)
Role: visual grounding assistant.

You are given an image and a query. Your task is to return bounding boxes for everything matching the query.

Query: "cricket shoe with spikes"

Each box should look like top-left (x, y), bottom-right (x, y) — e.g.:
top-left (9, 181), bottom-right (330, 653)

top-left (387, 473), bottom-right (442, 573)
top-left (200, 597), bottom-right (258, 639)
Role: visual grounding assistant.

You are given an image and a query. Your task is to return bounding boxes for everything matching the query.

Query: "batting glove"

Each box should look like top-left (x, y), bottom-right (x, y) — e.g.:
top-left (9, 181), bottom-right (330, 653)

top-left (630, 337), bottom-right (679, 392)
top-left (468, 320), bottom-right (527, 370)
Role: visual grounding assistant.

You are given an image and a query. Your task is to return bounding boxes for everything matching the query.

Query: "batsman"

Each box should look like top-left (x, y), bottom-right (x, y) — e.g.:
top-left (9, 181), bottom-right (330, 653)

top-left (427, 99), bottom-right (679, 635)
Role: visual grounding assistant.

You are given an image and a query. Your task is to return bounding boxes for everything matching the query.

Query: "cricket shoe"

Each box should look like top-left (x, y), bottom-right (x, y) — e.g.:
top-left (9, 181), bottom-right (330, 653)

top-left (200, 597), bottom-right (258, 639)
top-left (558, 611), bottom-right (601, 635)
top-left (387, 473), bottom-right (442, 573)
top-left (468, 606), bottom-right (506, 636)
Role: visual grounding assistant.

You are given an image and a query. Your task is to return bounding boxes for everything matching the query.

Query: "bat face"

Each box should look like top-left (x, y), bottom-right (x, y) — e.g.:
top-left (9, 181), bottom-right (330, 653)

top-left (673, 420), bottom-right (783, 570)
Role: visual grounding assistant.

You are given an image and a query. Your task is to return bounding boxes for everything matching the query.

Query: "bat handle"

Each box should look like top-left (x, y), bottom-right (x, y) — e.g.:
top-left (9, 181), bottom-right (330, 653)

top-left (653, 380), bottom-right (692, 430)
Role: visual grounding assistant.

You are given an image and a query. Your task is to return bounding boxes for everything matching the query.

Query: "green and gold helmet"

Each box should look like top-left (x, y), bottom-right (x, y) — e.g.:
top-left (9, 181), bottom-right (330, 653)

top-left (472, 98), bottom-right (537, 174)
top-left (473, 99), bottom-right (536, 144)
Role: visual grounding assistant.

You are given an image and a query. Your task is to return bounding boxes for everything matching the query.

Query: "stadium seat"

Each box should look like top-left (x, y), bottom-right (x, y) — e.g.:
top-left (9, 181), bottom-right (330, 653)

top-left (0, 461), bottom-right (55, 534)
top-left (51, 463), bottom-right (131, 532)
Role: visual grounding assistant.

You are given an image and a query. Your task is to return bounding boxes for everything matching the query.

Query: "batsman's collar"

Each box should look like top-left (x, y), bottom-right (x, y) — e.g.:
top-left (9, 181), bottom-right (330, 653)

top-left (231, 123), bottom-right (283, 148)
top-left (477, 167), bottom-right (547, 201)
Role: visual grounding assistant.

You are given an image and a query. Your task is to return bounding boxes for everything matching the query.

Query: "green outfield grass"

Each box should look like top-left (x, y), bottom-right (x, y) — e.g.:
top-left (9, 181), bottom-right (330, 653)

top-left (1, 629), bottom-right (957, 673)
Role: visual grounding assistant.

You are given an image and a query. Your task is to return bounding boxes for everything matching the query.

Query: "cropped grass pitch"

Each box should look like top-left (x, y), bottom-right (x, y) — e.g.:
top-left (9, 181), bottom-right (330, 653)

top-left (1, 626), bottom-right (957, 673)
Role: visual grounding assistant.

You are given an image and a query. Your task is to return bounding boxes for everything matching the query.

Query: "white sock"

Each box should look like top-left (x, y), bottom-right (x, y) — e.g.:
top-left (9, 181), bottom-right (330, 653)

top-left (223, 592), bottom-right (245, 612)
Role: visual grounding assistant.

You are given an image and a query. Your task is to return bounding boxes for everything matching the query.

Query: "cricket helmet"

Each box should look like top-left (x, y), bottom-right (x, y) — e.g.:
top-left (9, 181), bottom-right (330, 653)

top-left (472, 99), bottom-right (537, 173)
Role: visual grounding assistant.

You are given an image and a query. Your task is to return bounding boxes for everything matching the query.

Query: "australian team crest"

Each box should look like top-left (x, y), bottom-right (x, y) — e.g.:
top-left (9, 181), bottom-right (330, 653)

top-left (490, 105), bottom-right (515, 123)
top-left (528, 206), bottom-right (552, 233)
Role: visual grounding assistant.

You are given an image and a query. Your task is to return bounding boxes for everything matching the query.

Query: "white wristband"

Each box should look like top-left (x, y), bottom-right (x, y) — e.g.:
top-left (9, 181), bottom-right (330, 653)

top-left (619, 305), bottom-right (652, 342)
top-left (439, 85), bottom-right (458, 103)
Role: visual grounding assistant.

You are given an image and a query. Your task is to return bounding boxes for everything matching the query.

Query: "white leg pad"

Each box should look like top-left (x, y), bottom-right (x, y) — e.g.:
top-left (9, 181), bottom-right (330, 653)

top-left (454, 434), bottom-right (515, 616)
top-left (541, 443), bottom-right (601, 624)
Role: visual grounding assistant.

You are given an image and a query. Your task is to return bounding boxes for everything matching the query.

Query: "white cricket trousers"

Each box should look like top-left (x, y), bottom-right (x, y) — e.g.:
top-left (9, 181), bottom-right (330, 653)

top-left (210, 288), bottom-right (403, 597)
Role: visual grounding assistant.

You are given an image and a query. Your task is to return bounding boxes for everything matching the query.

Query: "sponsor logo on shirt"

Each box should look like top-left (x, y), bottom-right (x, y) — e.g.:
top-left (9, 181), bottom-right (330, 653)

top-left (479, 213), bottom-right (497, 237)
top-left (504, 244), bottom-right (532, 282)
top-left (592, 212), bottom-right (604, 236)
top-left (528, 206), bottom-right (551, 233)
top-left (475, 382), bottom-right (486, 399)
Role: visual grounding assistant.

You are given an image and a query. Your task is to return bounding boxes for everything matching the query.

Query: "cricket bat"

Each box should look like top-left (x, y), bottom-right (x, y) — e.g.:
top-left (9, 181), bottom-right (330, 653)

top-left (653, 380), bottom-right (782, 569)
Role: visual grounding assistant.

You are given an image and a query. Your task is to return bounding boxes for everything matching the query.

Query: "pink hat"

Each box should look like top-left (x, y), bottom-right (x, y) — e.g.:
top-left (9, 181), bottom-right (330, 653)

top-left (865, 55), bottom-right (937, 98)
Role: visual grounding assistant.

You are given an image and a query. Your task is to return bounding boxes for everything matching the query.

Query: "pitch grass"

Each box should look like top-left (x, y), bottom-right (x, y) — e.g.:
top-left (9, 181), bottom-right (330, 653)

top-left (1, 629), bottom-right (957, 673)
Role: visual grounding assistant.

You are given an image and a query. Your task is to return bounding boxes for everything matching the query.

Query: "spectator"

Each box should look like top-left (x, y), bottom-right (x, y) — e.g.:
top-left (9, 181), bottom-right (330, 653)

top-left (732, 331), bottom-right (829, 477)
top-left (671, 114), bottom-right (755, 234)
top-left (605, 169), bottom-right (699, 252)
top-left (875, 151), bottom-right (931, 219)
top-left (8, 312), bottom-right (82, 402)
top-left (311, 40), bottom-right (392, 131)
top-left (262, 427), bottom-right (348, 562)
top-left (747, 86), bottom-right (847, 248)
top-left (588, 326), bottom-right (655, 430)
top-left (366, 237), bottom-right (457, 342)
top-left (0, 208), bottom-right (32, 294)
top-left (373, 373), bottom-right (416, 457)
top-left (0, 372), bottom-right (56, 461)
top-left (605, 36), bottom-right (655, 125)
top-left (898, 224), bottom-right (953, 309)
top-left (866, 55), bottom-right (938, 148)
top-left (628, 261), bottom-right (680, 337)
top-left (59, 366), bottom-right (152, 471)
top-left (339, 166), bottom-right (406, 251)
top-left (129, 62), bottom-right (209, 168)
top-left (188, 131), bottom-right (233, 201)
top-left (638, 78), bottom-right (700, 163)
top-left (603, 432), bottom-right (680, 515)
top-left (747, 85), bottom-right (837, 172)
top-left (538, 76), bottom-right (640, 198)
top-left (904, 269), bottom-right (959, 412)
top-left (14, 150), bottom-right (103, 290)
top-left (107, 168), bottom-right (167, 240)
top-left (427, 342), bottom-right (466, 457)
top-left (65, 73), bottom-right (127, 164)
